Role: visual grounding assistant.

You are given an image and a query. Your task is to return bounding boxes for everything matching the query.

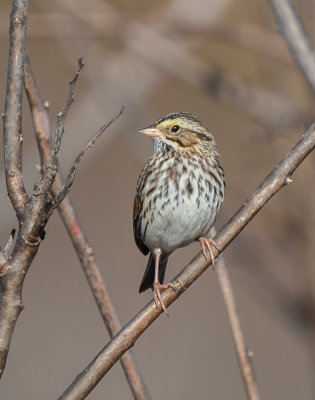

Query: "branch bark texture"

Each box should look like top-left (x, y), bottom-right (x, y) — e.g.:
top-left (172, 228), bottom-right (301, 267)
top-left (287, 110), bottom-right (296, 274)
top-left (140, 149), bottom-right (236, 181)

top-left (0, 0), bottom-right (29, 376)
top-left (3, 0), bottom-right (29, 216)
top-left (59, 124), bottom-right (315, 399)
top-left (268, 0), bottom-right (315, 94)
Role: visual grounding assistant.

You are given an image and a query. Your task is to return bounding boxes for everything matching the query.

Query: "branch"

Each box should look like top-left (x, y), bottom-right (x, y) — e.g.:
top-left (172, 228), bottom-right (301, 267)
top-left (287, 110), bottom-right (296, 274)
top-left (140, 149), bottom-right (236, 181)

top-left (24, 58), bottom-right (150, 399)
top-left (267, 0), bottom-right (315, 94)
top-left (215, 251), bottom-right (260, 400)
top-left (2, 0), bottom-right (29, 217)
top-left (50, 58), bottom-right (84, 169)
top-left (35, 58), bottom-right (85, 196)
top-left (58, 123), bottom-right (315, 399)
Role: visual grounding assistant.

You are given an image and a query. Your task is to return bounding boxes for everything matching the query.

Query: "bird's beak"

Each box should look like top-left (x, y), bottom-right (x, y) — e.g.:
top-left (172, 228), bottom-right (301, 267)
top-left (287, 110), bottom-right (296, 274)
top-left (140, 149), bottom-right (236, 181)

top-left (139, 126), bottom-right (161, 138)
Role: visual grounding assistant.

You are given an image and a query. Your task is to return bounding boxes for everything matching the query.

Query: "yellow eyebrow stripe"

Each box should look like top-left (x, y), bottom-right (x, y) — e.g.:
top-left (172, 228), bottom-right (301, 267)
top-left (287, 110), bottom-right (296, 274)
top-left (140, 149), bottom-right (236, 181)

top-left (156, 118), bottom-right (182, 129)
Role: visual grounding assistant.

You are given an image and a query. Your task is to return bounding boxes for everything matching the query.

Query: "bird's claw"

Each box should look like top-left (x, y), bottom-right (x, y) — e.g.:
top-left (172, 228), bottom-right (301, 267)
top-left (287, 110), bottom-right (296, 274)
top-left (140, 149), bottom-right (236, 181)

top-left (199, 237), bottom-right (220, 269)
top-left (153, 282), bottom-right (175, 316)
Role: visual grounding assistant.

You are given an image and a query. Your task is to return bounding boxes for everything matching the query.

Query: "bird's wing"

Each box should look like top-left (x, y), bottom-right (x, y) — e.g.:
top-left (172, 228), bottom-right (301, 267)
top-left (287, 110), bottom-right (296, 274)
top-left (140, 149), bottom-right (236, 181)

top-left (133, 194), bottom-right (149, 255)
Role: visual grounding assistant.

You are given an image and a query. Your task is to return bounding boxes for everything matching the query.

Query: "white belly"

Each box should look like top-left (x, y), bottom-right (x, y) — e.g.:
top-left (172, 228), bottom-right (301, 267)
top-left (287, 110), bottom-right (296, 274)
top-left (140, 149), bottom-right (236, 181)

top-left (141, 158), bottom-right (222, 254)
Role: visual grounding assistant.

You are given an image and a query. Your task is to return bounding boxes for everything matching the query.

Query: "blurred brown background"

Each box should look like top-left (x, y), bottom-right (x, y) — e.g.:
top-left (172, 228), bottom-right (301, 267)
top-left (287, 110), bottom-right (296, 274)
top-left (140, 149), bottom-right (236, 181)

top-left (1, 0), bottom-right (315, 399)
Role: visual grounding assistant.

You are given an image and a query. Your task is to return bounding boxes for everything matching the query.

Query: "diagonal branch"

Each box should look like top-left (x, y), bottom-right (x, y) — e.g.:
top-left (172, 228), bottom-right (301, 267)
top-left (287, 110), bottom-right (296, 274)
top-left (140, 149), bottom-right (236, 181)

top-left (24, 57), bottom-right (150, 400)
top-left (58, 123), bottom-right (315, 400)
top-left (267, 0), bottom-right (315, 95)
top-left (2, 0), bottom-right (29, 217)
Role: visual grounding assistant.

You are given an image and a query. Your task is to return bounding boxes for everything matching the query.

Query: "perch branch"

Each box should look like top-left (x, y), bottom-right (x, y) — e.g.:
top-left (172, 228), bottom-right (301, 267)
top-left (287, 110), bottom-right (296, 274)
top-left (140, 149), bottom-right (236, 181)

top-left (267, 0), bottom-right (315, 94)
top-left (2, 0), bottom-right (29, 217)
top-left (24, 57), bottom-right (150, 399)
top-left (59, 123), bottom-right (315, 400)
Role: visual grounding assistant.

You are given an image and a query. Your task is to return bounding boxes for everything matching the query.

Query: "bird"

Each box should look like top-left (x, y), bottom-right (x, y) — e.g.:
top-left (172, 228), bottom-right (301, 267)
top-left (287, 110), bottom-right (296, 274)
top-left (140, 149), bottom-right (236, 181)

top-left (133, 112), bottom-right (225, 314)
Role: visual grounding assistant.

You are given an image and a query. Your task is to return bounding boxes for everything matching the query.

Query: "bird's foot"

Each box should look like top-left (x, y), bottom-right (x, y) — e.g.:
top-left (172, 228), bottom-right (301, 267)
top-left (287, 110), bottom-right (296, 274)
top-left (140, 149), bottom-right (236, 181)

top-left (199, 237), bottom-right (220, 269)
top-left (153, 281), bottom-right (175, 316)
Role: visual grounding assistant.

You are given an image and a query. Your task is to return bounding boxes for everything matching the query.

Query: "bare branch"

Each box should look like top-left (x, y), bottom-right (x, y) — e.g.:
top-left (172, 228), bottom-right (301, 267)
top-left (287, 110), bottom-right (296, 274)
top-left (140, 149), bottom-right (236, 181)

top-left (50, 57), bottom-right (84, 169)
top-left (2, 0), bottom-right (29, 217)
top-left (24, 58), bottom-right (150, 399)
top-left (215, 250), bottom-right (260, 400)
top-left (58, 123), bottom-right (315, 400)
top-left (35, 58), bottom-right (85, 195)
top-left (54, 106), bottom-right (125, 208)
top-left (268, 0), bottom-right (315, 94)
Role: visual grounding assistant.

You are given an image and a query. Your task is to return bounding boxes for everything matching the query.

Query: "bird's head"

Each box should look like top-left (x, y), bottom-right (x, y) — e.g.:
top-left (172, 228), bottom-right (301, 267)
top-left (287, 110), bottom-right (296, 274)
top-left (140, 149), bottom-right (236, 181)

top-left (139, 112), bottom-right (217, 155)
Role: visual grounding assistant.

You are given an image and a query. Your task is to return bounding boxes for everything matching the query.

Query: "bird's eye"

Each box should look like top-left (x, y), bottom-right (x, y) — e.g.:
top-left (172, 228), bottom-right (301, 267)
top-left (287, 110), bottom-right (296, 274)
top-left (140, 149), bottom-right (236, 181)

top-left (171, 125), bottom-right (180, 133)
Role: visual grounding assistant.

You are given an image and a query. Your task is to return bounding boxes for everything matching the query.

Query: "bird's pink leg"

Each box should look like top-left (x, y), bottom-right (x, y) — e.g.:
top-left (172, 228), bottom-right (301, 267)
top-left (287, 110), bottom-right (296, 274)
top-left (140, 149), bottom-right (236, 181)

top-left (153, 249), bottom-right (175, 316)
top-left (199, 237), bottom-right (220, 268)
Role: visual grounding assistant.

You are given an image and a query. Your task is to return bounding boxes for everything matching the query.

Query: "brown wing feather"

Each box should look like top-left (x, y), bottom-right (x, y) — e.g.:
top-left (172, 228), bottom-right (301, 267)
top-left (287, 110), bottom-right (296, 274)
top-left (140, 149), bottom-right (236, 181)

top-left (133, 194), bottom-right (149, 255)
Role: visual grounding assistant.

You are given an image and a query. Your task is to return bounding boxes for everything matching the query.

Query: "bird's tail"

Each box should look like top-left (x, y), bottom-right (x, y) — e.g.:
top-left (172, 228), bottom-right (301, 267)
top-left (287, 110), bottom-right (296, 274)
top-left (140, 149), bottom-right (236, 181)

top-left (139, 253), bottom-right (169, 293)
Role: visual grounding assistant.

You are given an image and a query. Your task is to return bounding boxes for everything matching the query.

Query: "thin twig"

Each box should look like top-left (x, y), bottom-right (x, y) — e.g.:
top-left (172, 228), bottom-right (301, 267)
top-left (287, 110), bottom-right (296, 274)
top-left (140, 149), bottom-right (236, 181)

top-left (24, 57), bottom-right (150, 399)
top-left (36, 58), bottom-right (85, 194)
top-left (215, 250), bottom-right (260, 400)
top-left (54, 106), bottom-right (125, 207)
top-left (58, 125), bottom-right (315, 399)
top-left (50, 58), bottom-right (84, 168)
top-left (267, 0), bottom-right (315, 95)
top-left (2, 0), bottom-right (29, 217)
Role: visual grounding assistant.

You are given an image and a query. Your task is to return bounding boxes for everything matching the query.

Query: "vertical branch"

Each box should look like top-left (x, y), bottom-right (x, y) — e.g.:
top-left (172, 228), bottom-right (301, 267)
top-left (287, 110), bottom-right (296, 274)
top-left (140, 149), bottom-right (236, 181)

top-left (0, 0), bottom-right (30, 378)
top-left (3, 0), bottom-right (29, 217)
top-left (267, 0), bottom-right (315, 94)
top-left (216, 254), bottom-right (260, 400)
top-left (24, 56), bottom-right (150, 400)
